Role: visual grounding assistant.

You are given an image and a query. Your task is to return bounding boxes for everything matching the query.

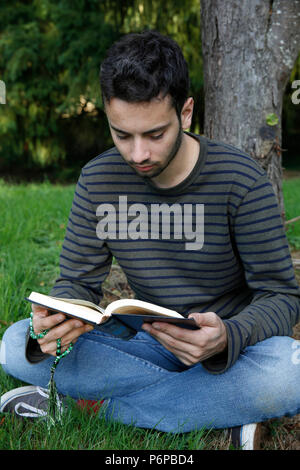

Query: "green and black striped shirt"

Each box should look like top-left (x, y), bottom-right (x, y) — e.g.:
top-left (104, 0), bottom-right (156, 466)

top-left (50, 133), bottom-right (300, 374)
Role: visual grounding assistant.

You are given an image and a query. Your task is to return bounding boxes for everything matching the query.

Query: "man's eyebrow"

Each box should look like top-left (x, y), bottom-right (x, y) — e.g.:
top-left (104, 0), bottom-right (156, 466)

top-left (110, 123), bottom-right (170, 135)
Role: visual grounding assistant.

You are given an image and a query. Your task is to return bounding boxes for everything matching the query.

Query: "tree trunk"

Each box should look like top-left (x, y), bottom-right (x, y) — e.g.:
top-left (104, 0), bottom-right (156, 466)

top-left (200, 0), bottom-right (300, 217)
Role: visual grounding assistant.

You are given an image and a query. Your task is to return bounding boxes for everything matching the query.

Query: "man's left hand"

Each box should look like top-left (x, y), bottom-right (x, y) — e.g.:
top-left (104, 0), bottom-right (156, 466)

top-left (142, 312), bottom-right (227, 366)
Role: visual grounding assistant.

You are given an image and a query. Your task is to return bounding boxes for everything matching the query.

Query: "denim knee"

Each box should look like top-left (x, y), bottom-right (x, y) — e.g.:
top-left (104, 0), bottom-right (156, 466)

top-left (1, 319), bottom-right (29, 376)
top-left (247, 336), bottom-right (300, 418)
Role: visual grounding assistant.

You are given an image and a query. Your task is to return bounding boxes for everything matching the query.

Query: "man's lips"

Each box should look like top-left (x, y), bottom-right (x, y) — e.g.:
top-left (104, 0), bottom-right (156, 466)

top-left (134, 164), bottom-right (155, 172)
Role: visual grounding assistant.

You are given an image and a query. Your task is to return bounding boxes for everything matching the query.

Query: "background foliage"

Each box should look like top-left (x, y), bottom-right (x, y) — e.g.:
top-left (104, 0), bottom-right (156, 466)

top-left (0, 0), bottom-right (299, 182)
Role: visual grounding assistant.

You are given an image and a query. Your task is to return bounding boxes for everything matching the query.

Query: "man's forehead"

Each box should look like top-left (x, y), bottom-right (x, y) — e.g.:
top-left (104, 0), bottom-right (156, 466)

top-left (104, 93), bottom-right (173, 112)
top-left (105, 95), bottom-right (176, 134)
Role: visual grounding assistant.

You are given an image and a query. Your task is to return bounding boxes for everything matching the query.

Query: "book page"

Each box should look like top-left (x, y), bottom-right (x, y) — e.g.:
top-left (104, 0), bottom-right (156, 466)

top-left (106, 299), bottom-right (184, 318)
top-left (51, 296), bottom-right (105, 314)
top-left (27, 292), bottom-right (109, 325)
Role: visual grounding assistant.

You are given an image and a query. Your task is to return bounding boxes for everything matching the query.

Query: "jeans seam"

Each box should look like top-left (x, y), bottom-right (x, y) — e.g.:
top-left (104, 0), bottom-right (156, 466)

top-left (80, 335), bottom-right (174, 375)
top-left (87, 329), bottom-right (155, 345)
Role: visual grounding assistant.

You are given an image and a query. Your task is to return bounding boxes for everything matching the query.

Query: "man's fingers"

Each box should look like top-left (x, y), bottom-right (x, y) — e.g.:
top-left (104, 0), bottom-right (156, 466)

top-left (188, 312), bottom-right (219, 327)
top-left (142, 313), bottom-right (227, 366)
top-left (32, 304), bottom-right (48, 315)
top-left (144, 321), bottom-right (200, 345)
top-left (33, 311), bottom-right (66, 334)
top-left (30, 296), bottom-right (94, 358)
top-left (143, 322), bottom-right (202, 353)
top-left (40, 339), bottom-right (77, 356)
top-left (38, 318), bottom-right (86, 344)
top-left (38, 321), bottom-right (93, 356)
top-left (145, 326), bottom-right (203, 365)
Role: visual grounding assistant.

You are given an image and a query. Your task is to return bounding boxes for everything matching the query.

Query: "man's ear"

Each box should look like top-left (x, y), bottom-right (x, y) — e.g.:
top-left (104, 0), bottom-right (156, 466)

top-left (180, 97), bottom-right (194, 130)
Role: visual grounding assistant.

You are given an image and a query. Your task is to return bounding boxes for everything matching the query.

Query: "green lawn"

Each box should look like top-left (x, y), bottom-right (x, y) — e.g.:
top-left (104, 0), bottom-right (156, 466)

top-left (0, 182), bottom-right (74, 327)
top-left (0, 178), bottom-right (299, 450)
top-left (283, 178), bottom-right (300, 250)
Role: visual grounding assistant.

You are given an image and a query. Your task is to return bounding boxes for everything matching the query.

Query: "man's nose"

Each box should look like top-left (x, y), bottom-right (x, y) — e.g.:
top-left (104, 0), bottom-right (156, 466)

top-left (131, 138), bottom-right (150, 164)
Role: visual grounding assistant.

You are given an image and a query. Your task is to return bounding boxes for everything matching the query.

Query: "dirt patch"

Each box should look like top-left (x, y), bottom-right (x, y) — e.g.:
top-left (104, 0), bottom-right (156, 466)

top-left (100, 264), bottom-right (135, 308)
top-left (283, 169), bottom-right (300, 180)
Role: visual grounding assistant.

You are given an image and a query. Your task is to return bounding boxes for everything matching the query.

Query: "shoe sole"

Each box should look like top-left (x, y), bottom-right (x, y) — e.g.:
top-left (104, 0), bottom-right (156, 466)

top-left (0, 385), bottom-right (38, 412)
top-left (241, 423), bottom-right (261, 450)
top-left (230, 422), bottom-right (261, 450)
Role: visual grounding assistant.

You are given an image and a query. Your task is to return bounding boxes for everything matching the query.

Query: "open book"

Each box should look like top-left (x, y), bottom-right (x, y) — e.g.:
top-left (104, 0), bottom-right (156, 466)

top-left (26, 292), bottom-right (198, 340)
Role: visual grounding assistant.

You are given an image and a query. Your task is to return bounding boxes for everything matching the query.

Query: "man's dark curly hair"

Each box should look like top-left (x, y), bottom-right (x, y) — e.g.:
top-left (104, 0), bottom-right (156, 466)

top-left (100, 30), bottom-right (190, 117)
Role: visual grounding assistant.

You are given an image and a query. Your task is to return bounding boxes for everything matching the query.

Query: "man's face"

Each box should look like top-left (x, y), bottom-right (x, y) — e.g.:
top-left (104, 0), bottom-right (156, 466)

top-left (104, 95), bottom-right (184, 179)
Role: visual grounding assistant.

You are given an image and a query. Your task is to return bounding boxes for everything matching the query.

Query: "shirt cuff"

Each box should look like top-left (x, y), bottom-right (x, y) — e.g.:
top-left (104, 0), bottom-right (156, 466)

top-left (200, 321), bottom-right (243, 374)
top-left (25, 326), bottom-right (50, 364)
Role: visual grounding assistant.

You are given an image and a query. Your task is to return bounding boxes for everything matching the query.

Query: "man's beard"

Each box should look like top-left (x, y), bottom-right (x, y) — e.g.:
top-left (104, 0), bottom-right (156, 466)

top-left (147, 125), bottom-right (183, 179)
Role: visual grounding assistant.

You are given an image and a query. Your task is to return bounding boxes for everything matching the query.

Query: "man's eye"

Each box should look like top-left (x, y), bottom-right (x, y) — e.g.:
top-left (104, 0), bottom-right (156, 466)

top-left (116, 135), bottom-right (129, 140)
top-left (151, 133), bottom-right (163, 140)
top-left (116, 133), bottom-right (163, 140)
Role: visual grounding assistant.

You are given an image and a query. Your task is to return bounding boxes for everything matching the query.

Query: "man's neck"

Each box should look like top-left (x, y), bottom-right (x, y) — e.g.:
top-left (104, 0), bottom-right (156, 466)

top-left (151, 133), bottom-right (200, 189)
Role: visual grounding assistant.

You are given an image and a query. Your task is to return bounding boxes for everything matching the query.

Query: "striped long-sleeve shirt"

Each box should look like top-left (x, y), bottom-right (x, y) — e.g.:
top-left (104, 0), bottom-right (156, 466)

top-left (50, 132), bottom-right (300, 374)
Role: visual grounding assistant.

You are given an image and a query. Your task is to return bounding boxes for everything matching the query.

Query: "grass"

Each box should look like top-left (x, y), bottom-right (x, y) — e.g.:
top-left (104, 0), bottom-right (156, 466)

top-left (283, 178), bottom-right (300, 250)
top-left (0, 178), bottom-right (299, 450)
top-left (0, 372), bottom-right (213, 450)
top-left (0, 182), bottom-right (74, 327)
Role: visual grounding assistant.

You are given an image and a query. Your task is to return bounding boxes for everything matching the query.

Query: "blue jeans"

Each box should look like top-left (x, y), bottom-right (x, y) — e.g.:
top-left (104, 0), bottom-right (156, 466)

top-left (1, 318), bottom-right (300, 433)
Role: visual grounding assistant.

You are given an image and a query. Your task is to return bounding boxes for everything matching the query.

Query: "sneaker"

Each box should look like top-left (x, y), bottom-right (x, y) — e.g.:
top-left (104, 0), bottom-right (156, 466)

top-left (0, 385), bottom-right (63, 419)
top-left (0, 386), bottom-right (103, 420)
top-left (230, 422), bottom-right (261, 450)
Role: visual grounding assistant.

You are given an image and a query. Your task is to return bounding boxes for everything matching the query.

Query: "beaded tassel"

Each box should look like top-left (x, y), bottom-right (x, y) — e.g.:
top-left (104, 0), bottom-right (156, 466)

top-left (47, 338), bottom-right (73, 429)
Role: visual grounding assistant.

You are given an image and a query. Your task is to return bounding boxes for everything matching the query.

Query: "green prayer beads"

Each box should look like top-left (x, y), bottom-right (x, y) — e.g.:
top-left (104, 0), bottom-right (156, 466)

top-left (29, 311), bottom-right (74, 361)
top-left (29, 311), bottom-right (49, 339)
top-left (52, 338), bottom-right (74, 369)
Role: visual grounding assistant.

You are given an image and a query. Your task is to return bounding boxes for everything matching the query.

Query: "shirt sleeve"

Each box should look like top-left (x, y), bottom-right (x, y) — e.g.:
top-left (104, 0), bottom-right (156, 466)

top-left (202, 174), bottom-right (300, 374)
top-left (26, 170), bottom-right (113, 363)
top-left (49, 170), bottom-right (113, 304)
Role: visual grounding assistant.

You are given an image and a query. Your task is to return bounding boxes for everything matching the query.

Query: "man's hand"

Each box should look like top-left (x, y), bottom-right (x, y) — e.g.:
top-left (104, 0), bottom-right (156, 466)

top-left (31, 304), bottom-right (94, 357)
top-left (142, 312), bottom-right (227, 366)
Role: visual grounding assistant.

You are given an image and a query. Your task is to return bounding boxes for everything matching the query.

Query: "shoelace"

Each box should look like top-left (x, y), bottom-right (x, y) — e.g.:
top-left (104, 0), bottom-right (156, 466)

top-left (14, 387), bottom-right (63, 419)
top-left (15, 402), bottom-right (48, 418)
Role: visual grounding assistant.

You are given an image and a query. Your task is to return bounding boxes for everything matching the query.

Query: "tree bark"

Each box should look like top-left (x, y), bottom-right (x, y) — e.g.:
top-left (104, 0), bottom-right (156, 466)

top-left (200, 0), bottom-right (300, 217)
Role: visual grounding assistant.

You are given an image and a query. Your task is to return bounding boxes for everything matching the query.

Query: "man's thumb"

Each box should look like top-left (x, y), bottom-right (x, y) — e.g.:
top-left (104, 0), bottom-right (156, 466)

top-left (188, 311), bottom-right (218, 327)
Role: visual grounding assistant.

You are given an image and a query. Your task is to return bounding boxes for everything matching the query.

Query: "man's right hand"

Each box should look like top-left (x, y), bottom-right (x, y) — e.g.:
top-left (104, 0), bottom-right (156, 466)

top-left (31, 303), bottom-right (94, 357)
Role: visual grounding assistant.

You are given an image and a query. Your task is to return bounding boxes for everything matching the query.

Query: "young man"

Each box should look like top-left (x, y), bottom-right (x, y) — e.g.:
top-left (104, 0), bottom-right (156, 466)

top-left (1, 31), bottom-right (300, 450)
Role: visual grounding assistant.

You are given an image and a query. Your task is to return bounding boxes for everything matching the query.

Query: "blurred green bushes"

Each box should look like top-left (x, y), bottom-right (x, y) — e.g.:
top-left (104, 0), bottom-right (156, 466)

top-left (0, 0), bottom-right (298, 182)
